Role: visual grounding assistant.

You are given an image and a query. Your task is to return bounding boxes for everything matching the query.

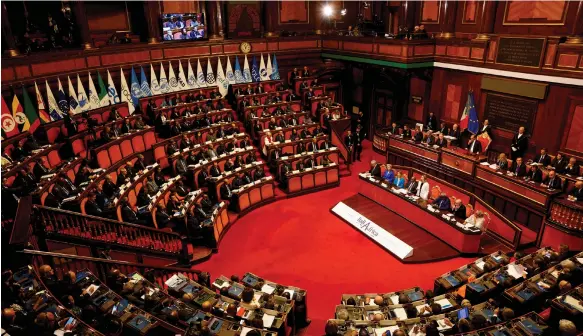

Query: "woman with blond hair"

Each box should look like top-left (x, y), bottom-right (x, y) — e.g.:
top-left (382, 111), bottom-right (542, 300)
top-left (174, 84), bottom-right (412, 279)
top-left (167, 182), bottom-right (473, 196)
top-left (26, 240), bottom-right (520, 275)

top-left (497, 153), bottom-right (509, 171)
top-left (465, 210), bottom-right (486, 231)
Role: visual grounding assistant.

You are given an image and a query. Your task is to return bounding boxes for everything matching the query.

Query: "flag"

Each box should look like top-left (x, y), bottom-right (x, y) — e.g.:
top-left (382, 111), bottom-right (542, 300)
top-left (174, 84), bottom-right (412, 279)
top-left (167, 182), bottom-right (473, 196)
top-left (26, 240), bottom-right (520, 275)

top-left (34, 82), bottom-right (51, 123)
top-left (120, 68), bottom-right (134, 114)
top-left (196, 58), bottom-right (207, 87)
top-left (206, 58), bottom-right (216, 87)
top-left (271, 54), bottom-right (280, 80)
top-left (167, 61), bottom-right (179, 92)
top-left (243, 55), bottom-right (252, 83)
top-left (177, 60), bottom-right (188, 91)
top-left (22, 86), bottom-right (40, 133)
top-left (140, 66), bottom-right (152, 97)
top-left (87, 73), bottom-right (100, 110)
top-left (67, 76), bottom-right (80, 114)
top-left (460, 90), bottom-right (480, 134)
top-left (186, 59), bottom-right (198, 89)
top-left (266, 54), bottom-right (273, 79)
top-left (107, 70), bottom-right (120, 105)
top-left (225, 57), bottom-right (236, 85)
top-left (159, 62), bottom-right (170, 93)
top-left (234, 56), bottom-right (244, 84)
top-left (76, 74), bottom-right (90, 112)
top-left (96, 71), bottom-right (109, 107)
top-left (251, 56), bottom-right (260, 82)
top-left (130, 67), bottom-right (143, 109)
top-left (150, 64), bottom-right (162, 95)
top-left (45, 80), bottom-right (63, 120)
top-left (259, 54), bottom-right (269, 81)
top-left (216, 57), bottom-right (229, 97)
top-left (12, 94), bottom-right (27, 133)
top-left (57, 78), bottom-right (69, 114)
top-left (1, 96), bottom-right (19, 138)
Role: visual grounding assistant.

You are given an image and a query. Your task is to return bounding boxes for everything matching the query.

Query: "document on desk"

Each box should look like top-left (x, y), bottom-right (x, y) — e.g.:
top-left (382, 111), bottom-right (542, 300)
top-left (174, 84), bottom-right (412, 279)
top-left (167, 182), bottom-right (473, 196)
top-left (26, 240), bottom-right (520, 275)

top-left (564, 295), bottom-right (583, 313)
top-left (475, 260), bottom-right (486, 270)
top-left (262, 314), bottom-right (275, 328)
top-left (393, 307), bottom-right (407, 320)
top-left (240, 327), bottom-right (254, 336)
top-left (261, 284), bottom-right (276, 294)
top-left (374, 326), bottom-right (400, 336)
top-left (508, 264), bottom-right (527, 279)
top-left (436, 298), bottom-right (453, 309)
top-left (283, 289), bottom-right (295, 298)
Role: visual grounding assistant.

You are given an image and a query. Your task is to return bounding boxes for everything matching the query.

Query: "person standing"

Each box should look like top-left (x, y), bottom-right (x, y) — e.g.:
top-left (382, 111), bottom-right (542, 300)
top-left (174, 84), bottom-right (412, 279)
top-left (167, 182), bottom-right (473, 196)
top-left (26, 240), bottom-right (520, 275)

top-left (510, 127), bottom-right (528, 160)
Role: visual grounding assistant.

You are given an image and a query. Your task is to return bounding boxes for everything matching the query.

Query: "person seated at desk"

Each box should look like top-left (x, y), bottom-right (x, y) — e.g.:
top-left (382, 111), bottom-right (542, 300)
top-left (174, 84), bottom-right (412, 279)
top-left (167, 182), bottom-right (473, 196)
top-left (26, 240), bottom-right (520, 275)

top-left (175, 154), bottom-right (188, 175)
top-left (224, 158), bottom-right (234, 172)
top-left (369, 160), bottom-right (381, 177)
top-left (534, 148), bottom-right (551, 166)
top-left (216, 143), bottom-right (226, 155)
top-left (210, 88), bottom-right (222, 99)
top-left (423, 130), bottom-right (435, 146)
top-left (450, 123), bottom-right (461, 146)
top-left (525, 164), bottom-right (543, 183)
top-left (270, 148), bottom-right (283, 162)
top-left (402, 125), bottom-right (412, 139)
top-left (394, 171), bottom-right (406, 188)
top-left (169, 121), bottom-right (182, 137)
top-left (388, 122), bottom-right (399, 135)
top-left (180, 135), bottom-right (192, 150)
top-left (205, 145), bottom-right (218, 160)
top-left (272, 131), bottom-right (283, 143)
top-left (116, 167), bottom-right (130, 187)
top-left (102, 174), bottom-right (118, 199)
top-left (209, 162), bottom-right (221, 177)
top-left (467, 134), bottom-right (482, 153)
top-left (413, 126), bottom-right (423, 142)
top-left (216, 99), bottom-right (226, 111)
top-left (382, 164), bottom-right (395, 184)
top-left (307, 138), bottom-right (319, 152)
top-left (542, 170), bottom-right (562, 190)
top-left (254, 167), bottom-right (265, 180)
top-left (510, 157), bottom-right (527, 177)
top-left (286, 92), bottom-right (299, 102)
top-left (568, 181), bottom-right (583, 201)
top-left (288, 115), bottom-right (299, 127)
top-left (166, 139), bottom-right (179, 156)
top-left (313, 125), bottom-right (325, 137)
top-left (564, 158), bottom-right (581, 176)
top-left (154, 167), bottom-right (166, 186)
top-left (85, 192), bottom-right (104, 217)
top-left (75, 166), bottom-right (92, 186)
top-left (196, 90), bottom-right (206, 101)
top-left (246, 152), bottom-right (258, 164)
top-left (549, 153), bottom-right (567, 172)
top-left (496, 153), bottom-right (509, 171)
top-left (136, 187), bottom-right (150, 207)
top-left (300, 81), bottom-right (309, 90)
top-left (304, 155), bottom-right (316, 168)
top-left (121, 197), bottom-right (147, 226)
top-left (451, 198), bottom-right (467, 220)
top-left (220, 181), bottom-right (234, 201)
top-left (155, 204), bottom-right (175, 231)
top-left (435, 133), bottom-right (447, 148)
top-left (216, 126), bottom-right (226, 138)
top-left (439, 122), bottom-right (449, 136)
top-left (268, 117), bottom-right (278, 130)
top-left (433, 192), bottom-right (451, 210)
top-left (465, 210), bottom-right (486, 231)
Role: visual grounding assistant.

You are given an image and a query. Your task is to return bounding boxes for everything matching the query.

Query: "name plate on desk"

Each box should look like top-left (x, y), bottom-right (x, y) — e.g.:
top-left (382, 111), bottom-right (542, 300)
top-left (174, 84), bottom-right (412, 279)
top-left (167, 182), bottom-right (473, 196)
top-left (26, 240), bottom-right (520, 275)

top-left (332, 202), bottom-right (414, 260)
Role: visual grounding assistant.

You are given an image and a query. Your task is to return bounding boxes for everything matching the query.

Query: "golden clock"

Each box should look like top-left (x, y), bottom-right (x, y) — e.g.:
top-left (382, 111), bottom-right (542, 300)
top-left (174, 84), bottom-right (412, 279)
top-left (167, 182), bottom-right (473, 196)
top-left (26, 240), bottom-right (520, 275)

top-left (240, 42), bottom-right (252, 54)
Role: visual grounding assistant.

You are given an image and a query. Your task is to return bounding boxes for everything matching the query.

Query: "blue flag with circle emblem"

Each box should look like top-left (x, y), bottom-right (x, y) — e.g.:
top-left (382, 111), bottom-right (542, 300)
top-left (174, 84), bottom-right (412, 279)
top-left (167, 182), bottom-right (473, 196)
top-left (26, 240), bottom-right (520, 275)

top-left (130, 67), bottom-right (143, 108)
top-left (57, 78), bottom-right (69, 114)
top-left (234, 56), bottom-right (244, 84)
top-left (270, 54), bottom-right (280, 80)
top-left (140, 67), bottom-right (152, 97)
top-left (251, 56), bottom-right (260, 82)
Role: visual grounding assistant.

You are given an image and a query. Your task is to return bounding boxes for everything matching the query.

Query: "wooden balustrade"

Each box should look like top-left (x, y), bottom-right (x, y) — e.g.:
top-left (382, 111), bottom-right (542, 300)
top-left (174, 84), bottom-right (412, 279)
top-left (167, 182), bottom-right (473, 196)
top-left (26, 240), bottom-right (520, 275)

top-left (548, 198), bottom-right (583, 231)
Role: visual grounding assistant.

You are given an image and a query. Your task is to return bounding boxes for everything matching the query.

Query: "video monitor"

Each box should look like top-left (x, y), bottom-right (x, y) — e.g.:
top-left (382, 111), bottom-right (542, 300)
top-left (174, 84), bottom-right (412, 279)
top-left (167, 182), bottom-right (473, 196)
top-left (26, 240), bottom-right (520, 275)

top-left (161, 13), bottom-right (206, 41)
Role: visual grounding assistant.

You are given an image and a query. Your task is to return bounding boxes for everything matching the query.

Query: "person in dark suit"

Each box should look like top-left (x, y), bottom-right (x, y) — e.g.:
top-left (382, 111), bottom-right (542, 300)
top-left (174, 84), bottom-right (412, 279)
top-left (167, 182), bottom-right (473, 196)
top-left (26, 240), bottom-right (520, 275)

top-left (496, 153), bottom-right (509, 171)
top-left (510, 127), bottom-right (528, 160)
top-left (166, 140), bottom-right (179, 156)
top-left (296, 142), bottom-right (307, 154)
top-left (64, 111), bottom-right (78, 136)
top-left (402, 125), bottom-right (412, 139)
top-left (307, 139), bottom-right (319, 152)
top-left (451, 198), bottom-right (467, 220)
top-left (274, 131), bottom-right (285, 143)
top-left (439, 123), bottom-right (449, 136)
top-left (239, 136), bottom-right (251, 149)
top-left (424, 131), bottom-right (435, 146)
top-left (9, 143), bottom-right (27, 161)
top-left (550, 153), bottom-right (567, 172)
top-left (404, 176), bottom-right (418, 194)
top-left (568, 181), bottom-right (583, 201)
top-left (197, 169), bottom-right (209, 188)
top-left (279, 162), bottom-right (292, 188)
top-left (121, 198), bottom-right (147, 225)
top-left (389, 123), bottom-right (399, 135)
top-left (209, 162), bottom-right (221, 177)
top-left (102, 175), bottom-right (118, 198)
top-left (433, 192), bottom-right (451, 210)
top-left (436, 134), bottom-right (447, 148)
top-left (478, 119), bottom-right (492, 137)
top-left (220, 181), bottom-right (234, 202)
top-left (286, 92), bottom-right (298, 102)
top-left (563, 158), bottom-right (581, 176)
top-left (542, 170), bottom-right (562, 190)
top-left (302, 66), bottom-right (310, 77)
top-left (224, 159), bottom-right (234, 172)
top-left (156, 204), bottom-right (175, 231)
top-left (413, 126), bottom-right (423, 142)
top-left (304, 156), bottom-right (316, 168)
top-left (300, 127), bottom-right (311, 139)
top-left (510, 157), bottom-right (527, 177)
top-left (290, 68), bottom-right (300, 80)
top-left (295, 159), bottom-right (305, 171)
top-left (75, 166), bottom-right (92, 186)
top-left (344, 130), bottom-right (354, 152)
top-left (369, 160), bottom-right (381, 177)
top-left (135, 154), bottom-right (147, 171)
top-left (467, 134), bottom-right (482, 154)
top-left (85, 193), bottom-right (103, 217)
top-left (526, 164), bottom-right (543, 183)
top-left (426, 112), bottom-right (437, 131)
top-left (33, 158), bottom-right (52, 180)
top-left (450, 124), bottom-right (461, 146)
top-left (534, 148), bottom-right (551, 166)
top-left (175, 155), bottom-right (188, 175)
top-left (270, 148), bottom-right (282, 163)
top-left (254, 167), bottom-right (265, 180)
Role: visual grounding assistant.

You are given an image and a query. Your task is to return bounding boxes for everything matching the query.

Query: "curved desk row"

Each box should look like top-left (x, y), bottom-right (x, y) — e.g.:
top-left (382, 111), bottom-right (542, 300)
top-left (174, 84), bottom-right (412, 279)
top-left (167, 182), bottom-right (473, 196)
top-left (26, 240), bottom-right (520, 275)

top-left (258, 124), bottom-right (317, 145)
top-left (220, 177), bottom-right (276, 214)
top-left (265, 135), bottom-right (329, 161)
top-left (232, 79), bottom-right (283, 93)
top-left (243, 101), bottom-right (302, 119)
top-left (235, 89), bottom-right (292, 105)
top-left (94, 127), bottom-right (157, 169)
top-left (187, 148), bottom-right (257, 190)
top-left (114, 163), bottom-right (160, 216)
top-left (250, 111), bottom-right (308, 130)
top-left (3, 143), bottom-right (63, 186)
top-left (274, 148), bottom-right (339, 178)
top-left (138, 86), bottom-right (226, 112)
top-left (286, 163), bottom-right (340, 196)
top-left (207, 161), bottom-right (266, 201)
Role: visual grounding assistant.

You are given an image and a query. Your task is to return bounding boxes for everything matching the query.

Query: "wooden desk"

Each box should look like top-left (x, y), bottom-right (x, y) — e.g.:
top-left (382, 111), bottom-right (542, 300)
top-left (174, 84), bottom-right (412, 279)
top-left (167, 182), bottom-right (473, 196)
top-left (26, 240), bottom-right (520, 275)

top-left (244, 101), bottom-right (302, 119)
top-left (389, 136), bottom-right (440, 162)
top-left (358, 175), bottom-right (482, 254)
top-left (286, 163), bottom-right (340, 195)
top-left (138, 87), bottom-right (223, 112)
top-left (440, 147), bottom-right (487, 175)
top-left (265, 135), bottom-right (328, 160)
top-left (207, 161), bottom-right (266, 202)
top-left (189, 148), bottom-right (256, 189)
top-left (94, 127), bottom-right (156, 169)
top-left (251, 111), bottom-right (308, 131)
top-left (275, 148), bottom-right (339, 178)
top-left (258, 124), bottom-right (317, 144)
top-left (235, 89), bottom-right (291, 105)
top-left (232, 79), bottom-right (283, 93)
top-left (292, 76), bottom-right (316, 95)
top-left (3, 143), bottom-right (63, 186)
top-left (232, 178), bottom-right (276, 214)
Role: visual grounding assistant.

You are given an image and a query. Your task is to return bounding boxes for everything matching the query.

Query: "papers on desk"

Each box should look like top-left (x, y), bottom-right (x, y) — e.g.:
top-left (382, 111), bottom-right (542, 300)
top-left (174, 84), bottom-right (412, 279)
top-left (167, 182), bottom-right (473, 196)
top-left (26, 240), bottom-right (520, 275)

top-left (392, 307), bottom-right (407, 320)
top-left (480, 162), bottom-right (490, 166)
top-left (416, 304), bottom-right (430, 314)
top-left (564, 295), bottom-right (583, 313)
top-left (214, 280), bottom-right (230, 289)
top-left (262, 314), bottom-right (275, 328)
top-left (475, 260), bottom-right (486, 270)
top-left (283, 289), bottom-right (295, 298)
top-left (240, 327), bottom-right (255, 336)
top-left (577, 258), bottom-right (583, 264)
top-left (374, 326), bottom-right (400, 336)
top-left (436, 298), bottom-right (453, 309)
top-left (436, 318), bottom-right (453, 331)
top-left (508, 264), bottom-right (527, 279)
top-left (389, 295), bottom-right (399, 305)
top-left (261, 283), bottom-right (276, 294)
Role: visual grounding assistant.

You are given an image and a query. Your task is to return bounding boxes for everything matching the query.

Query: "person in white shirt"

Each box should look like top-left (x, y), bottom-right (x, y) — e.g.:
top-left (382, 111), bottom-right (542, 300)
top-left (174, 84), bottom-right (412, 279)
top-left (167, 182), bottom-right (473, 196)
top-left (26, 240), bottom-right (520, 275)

top-left (464, 210), bottom-right (486, 231)
top-left (416, 175), bottom-right (430, 200)
top-left (262, 131), bottom-right (273, 156)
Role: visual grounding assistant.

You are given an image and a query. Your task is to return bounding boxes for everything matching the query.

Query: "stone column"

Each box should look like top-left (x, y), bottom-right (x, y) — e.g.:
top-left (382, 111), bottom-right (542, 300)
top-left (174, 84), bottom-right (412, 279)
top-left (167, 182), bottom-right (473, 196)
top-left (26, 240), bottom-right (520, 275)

top-left (144, 1), bottom-right (161, 43)
top-left (2, 2), bottom-right (19, 56)
top-left (438, 0), bottom-right (458, 39)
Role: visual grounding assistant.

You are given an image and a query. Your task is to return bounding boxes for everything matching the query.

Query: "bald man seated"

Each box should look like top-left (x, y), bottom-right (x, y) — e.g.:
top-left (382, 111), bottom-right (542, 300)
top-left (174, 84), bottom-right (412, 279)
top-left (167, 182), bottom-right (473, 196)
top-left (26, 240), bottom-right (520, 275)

top-left (369, 160), bottom-right (381, 177)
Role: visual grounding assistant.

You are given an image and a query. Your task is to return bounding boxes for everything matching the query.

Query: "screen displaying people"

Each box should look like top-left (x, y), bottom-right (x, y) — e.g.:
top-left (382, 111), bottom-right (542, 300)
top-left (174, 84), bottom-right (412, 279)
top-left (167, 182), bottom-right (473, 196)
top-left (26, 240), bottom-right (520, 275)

top-left (162, 13), bottom-right (206, 40)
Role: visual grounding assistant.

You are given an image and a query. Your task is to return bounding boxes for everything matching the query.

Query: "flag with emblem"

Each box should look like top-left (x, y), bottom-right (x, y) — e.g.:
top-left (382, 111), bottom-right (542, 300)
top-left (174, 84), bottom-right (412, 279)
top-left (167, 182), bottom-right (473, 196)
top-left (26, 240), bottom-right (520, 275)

top-left (140, 66), bottom-right (152, 97)
top-left (57, 78), bottom-right (70, 114)
top-left (76, 74), bottom-right (90, 112)
top-left (45, 80), bottom-right (63, 120)
top-left (22, 86), bottom-right (40, 133)
top-left (107, 70), bottom-right (120, 105)
top-left (196, 58), bottom-right (207, 87)
top-left (67, 76), bottom-right (80, 114)
top-left (259, 54), bottom-right (269, 81)
top-left (216, 57), bottom-right (229, 97)
top-left (96, 71), bottom-right (109, 107)
top-left (206, 58), bottom-right (216, 87)
top-left (460, 90), bottom-right (480, 134)
top-left (243, 55), bottom-right (252, 83)
top-left (1, 96), bottom-right (19, 138)
top-left (12, 94), bottom-right (28, 132)
top-left (225, 56), bottom-right (236, 85)
top-left (130, 67), bottom-right (143, 109)
top-left (177, 61), bottom-right (188, 91)
top-left (251, 56), bottom-right (260, 82)
top-left (120, 68), bottom-right (135, 114)
top-left (187, 59), bottom-right (198, 89)
top-left (159, 63), bottom-right (170, 93)
top-left (234, 56), bottom-right (244, 84)
top-left (34, 82), bottom-right (51, 124)
top-left (271, 54), bottom-right (280, 80)
top-left (167, 61), bottom-right (179, 92)
top-left (87, 73), bottom-right (100, 110)
top-left (150, 64), bottom-right (162, 95)
top-left (266, 54), bottom-right (273, 79)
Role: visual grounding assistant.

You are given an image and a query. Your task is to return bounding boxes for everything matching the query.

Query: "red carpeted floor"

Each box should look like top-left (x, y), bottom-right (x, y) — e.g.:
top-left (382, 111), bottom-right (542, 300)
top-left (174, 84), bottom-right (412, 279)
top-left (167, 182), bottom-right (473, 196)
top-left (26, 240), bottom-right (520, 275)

top-left (196, 141), bottom-right (475, 335)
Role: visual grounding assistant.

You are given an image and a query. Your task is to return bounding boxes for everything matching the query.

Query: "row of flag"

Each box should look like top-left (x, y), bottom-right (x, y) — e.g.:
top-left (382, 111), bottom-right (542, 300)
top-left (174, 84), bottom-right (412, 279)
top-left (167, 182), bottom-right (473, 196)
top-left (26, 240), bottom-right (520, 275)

top-left (1, 54), bottom-right (280, 139)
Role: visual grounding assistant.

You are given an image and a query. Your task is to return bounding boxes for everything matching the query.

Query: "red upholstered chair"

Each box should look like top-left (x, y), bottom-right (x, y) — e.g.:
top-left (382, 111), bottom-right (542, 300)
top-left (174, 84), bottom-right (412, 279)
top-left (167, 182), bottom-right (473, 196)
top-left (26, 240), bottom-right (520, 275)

top-left (249, 188), bottom-right (262, 206)
top-left (220, 208), bottom-right (229, 228)
top-left (143, 132), bottom-right (156, 150)
top-left (238, 193), bottom-right (250, 211)
top-left (301, 174), bottom-right (314, 189)
top-left (261, 184), bottom-right (274, 199)
top-left (108, 145), bottom-right (123, 164)
top-left (71, 138), bottom-right (87, 158)
top-left (327, 168), bottom-right (339, 183)
top-left (128, 189), bottom-right (137, 208)
top-left (80, 198), bottom-right (87, 215)
top-left (46, 125), bottom-right (62, 143)
top-left (151, 207), bottom-right (158, 229)
top-left (315, 171), bottom-right (327, 186)
top-left (120, 139), bottom-right (133, 158)
top-left (132, 136), bottom-right (146, 153)
top-left (47, 150), bottom-right (61, 168)
top-left (288, 176), bottom-right (301, 192)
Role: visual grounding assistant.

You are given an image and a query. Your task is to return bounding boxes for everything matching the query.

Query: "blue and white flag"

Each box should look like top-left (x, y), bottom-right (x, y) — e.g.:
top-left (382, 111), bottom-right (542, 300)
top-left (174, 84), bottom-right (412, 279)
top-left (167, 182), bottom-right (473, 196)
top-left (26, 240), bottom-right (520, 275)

top-left (271, 54), bottom-right (281, 80)
top-left (234, 56), bottom-right (244, 84)
top-left (225, 57), bottom-right (236, 85)
top-left (251, 56), bottom-right (260, 82)
top-left (120, 68), bottom-right (134, 114)
top-left (243, 55), bottom-right (252, 83)
top-left (140, 66), bottom-right (152, 97)
top-left (259, 54), bottom-right (269, 81)
top-left (57, 78), bottom-right (69, 112)
top-left (266, 54), bottom-right (273, 79)
top-left (177, 60), bottom-right (189, 91)
top-left (216, 57), bottom-right (229, 97)
top-left (159, 63), bottom-right (170, 93)
top-left (67, 76), bottom-right (80, 114)
top-left (206, 58), bottom-right (216, 87)
top-left (76, 74), bottom-right (90, 112)
top-left (107, 69), bottom-right (120, 104)
top-left (87, 72), bottom-right (100, 109)
top-left (130, 67), bottom-right (143, 109)
top-left (187, 60), bottom-right (198, 89)
top-left (150, 64), bottom-right (162, 95)
top-left (46, 80), bottom-right (63, 120)
top-left (196, 59), bottom-right (207, 87)
top-left (167, 62), bottom-right (179, 92)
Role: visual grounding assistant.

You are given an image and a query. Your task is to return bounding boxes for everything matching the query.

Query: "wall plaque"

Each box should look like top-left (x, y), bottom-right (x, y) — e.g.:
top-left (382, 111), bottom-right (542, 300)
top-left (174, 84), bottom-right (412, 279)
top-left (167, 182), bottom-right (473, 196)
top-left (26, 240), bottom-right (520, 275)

top-left (496, 37), bottom-right (545, 67)
top-left (411, 96), bottom-right (423, 104)
top-left (484, 93), bottom-right (537, 132)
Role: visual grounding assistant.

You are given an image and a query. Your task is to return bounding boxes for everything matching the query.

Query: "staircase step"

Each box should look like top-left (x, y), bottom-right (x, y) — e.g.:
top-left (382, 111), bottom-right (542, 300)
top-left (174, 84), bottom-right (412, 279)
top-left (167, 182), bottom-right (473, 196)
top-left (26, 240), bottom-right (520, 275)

top-left (189, 245), bottom-right (213, 263)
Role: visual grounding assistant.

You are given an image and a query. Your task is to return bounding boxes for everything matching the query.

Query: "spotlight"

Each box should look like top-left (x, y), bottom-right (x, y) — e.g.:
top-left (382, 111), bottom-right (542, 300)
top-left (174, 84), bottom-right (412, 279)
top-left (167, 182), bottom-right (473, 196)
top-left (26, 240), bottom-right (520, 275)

top-left (362, 2), bottom-right (369, 9)
top-left (340, 8), bottom-right (347, 16)
top-left (323, 5), bottom-right (333, 17)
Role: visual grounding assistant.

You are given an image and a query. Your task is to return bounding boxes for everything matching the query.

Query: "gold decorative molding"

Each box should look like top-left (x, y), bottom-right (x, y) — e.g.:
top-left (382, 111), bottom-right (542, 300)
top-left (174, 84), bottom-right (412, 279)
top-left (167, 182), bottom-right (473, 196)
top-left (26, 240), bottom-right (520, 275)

top-left (4, 49), bottom-right (19, 57)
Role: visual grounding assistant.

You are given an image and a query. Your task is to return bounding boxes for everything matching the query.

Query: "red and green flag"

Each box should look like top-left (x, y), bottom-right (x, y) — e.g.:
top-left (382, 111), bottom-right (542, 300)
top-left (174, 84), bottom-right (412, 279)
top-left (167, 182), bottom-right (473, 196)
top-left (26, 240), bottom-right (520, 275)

top-left (34, 82), bottom-right (51, 123)
top-left (1, 96), bottom-right (19, 138)
top-left (22, 86), bottom-right (40, 133)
